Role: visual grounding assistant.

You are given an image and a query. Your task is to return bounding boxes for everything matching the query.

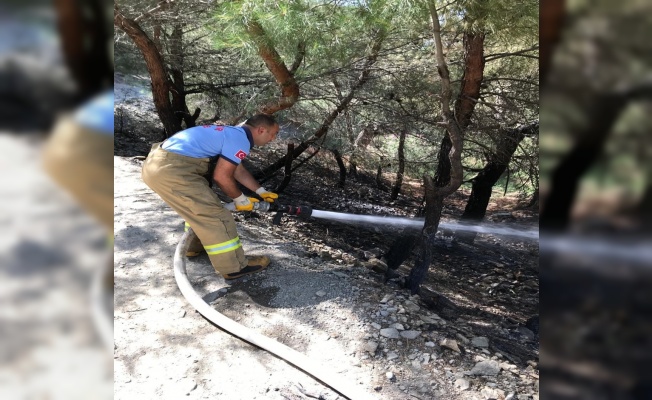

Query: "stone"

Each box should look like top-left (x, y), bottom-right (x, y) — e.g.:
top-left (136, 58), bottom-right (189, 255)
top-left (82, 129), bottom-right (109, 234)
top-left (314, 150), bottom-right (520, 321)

top-left (380, 294), bottom-right (394, 304)
top-left (386, 372), bottom-right (396, 381)
top-left (391, 323), bottom-right (405, 330)
top-left (456, 333), bottom-right (470, 344)
top-left (368, 258), bottom-right (388, 272)
top-left (371, 322), bottom-right (382, 330)
top-left (425, 341), bottom-right (435, 347)
top-left (454, 378), bottom-right (470, 390)
top-left (316, 290), bottom-right (327, 297)
top-left (364, 341), bottom-right (379, 353)
top-left (403, 300), bottom-right (420, 312)
top-left (480, 386), bottom-right (505, 400)
top-left (440, 338), bottom-right (461, 353)
top-left (387, 352), bottom-right (399, 361)
top-left (469, 360), bottom-right (501, 376)
top-left (400, 330), bottom-right (421, 340)
top-left (380, 328), bottom-right (400, 339)
top-left (472, 336), bottom-right (490, 348)
top-left (518, 326), bottom-right (535, 340)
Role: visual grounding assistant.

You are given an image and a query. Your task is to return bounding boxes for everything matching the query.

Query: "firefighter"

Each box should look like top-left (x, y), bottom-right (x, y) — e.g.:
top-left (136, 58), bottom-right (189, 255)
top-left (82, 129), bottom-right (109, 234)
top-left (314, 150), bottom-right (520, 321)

top-left (142, 114), bottom-right (280, 280)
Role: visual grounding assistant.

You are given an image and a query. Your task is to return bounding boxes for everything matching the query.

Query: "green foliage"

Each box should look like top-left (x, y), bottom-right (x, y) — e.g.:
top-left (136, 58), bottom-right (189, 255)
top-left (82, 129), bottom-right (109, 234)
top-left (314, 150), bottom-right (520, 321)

top-left (115, 0), bottom-right (539, 197)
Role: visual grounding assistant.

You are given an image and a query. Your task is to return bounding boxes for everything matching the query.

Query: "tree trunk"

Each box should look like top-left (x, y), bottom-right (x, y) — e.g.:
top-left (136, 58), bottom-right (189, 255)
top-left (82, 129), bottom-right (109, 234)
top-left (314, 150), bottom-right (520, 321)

top-left (260, 30), bottom-right (386, 179)
top-left (114, 5), bottom-right (182, 135)
top-left (405, 1), bottom-right (465, 294)
top-left (54, 0), bottom-right (112, 100)
top-left (633, 185), bottom-right (652, 220)
top-left (391, 130), bottom-right (407, 200)
top-left (376, 162), bottom-right (385, 190)
top-left (274, 144), bottom-right (295, 193)
top-left (457, 123), bottom-right (536, 243)
top-left (407, 176), bottom-right (444, 294)
top-left (455, 32), bottom-right (485, 129)
top-left (540, 94), bottom-right (629, 231)
top-left (169, 22), bottom-right (196, 129)
top-left (434, 29), bottom-right (485, 187)
top-left (245, 19), bottom-right (300, 115)
top-left (349, 125), bottom-right (377, 178)
top-left (330, 149), bottom-right (347, 188)
top-left (349, 161), bottom-right (358, 178)
top-left (540, 0), bottom-right (566, 85)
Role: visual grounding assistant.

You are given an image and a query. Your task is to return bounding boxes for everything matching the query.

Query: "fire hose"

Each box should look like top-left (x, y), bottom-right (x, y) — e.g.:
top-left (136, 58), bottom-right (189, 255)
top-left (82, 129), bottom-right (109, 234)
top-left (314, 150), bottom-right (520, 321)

top-left (173, 202), bottom-right (376, 400)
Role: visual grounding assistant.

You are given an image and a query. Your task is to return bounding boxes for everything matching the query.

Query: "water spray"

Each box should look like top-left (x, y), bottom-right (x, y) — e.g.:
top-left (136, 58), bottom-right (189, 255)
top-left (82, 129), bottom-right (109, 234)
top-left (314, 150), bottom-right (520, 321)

top-left (226, 201), bottom-right (538, 241)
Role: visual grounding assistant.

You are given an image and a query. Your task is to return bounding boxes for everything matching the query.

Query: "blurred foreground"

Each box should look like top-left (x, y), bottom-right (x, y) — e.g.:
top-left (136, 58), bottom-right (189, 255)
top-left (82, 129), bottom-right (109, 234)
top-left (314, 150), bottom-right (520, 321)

top-left (540, 0), bottom-right (652, 398)
top-left (0, 1), bottom-right (113, 399)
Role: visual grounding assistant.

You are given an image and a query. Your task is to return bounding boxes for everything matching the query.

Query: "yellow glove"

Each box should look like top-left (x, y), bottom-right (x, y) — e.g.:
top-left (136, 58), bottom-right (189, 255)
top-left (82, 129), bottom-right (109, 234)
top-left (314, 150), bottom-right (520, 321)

top-left (233, 194), bottom-right (259, 211)
top-left (255, 187), bottom-right (278, 203)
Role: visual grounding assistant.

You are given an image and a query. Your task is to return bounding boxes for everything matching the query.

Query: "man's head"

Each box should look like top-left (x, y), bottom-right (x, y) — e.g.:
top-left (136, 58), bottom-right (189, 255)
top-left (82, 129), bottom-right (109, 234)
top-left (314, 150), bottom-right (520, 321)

top-left (244, 114), bottom-right (279, 146)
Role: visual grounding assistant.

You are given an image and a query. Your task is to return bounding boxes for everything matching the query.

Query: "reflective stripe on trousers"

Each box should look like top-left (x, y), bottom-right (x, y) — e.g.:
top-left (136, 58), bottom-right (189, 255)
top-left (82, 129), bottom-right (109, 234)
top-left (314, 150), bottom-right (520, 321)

top-left (204, 237), bottom-right (242, 255)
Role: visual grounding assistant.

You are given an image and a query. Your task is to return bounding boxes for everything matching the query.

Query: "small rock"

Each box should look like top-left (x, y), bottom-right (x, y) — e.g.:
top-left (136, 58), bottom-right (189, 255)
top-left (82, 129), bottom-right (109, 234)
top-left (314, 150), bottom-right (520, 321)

top-left (468, 360), bottom-right (501, 376)
top-left (480, 386), bottom-right (505, 400)
top-left (380, 294), bottom-right (393, 304)
top-left (400, 330), bottom-right (421, 340)
top-left (380, 328), bottom-right (400, 339)
top-left (425, 341), bottom-right (435, 347)
top-left (391, 323), bottom-right (405, 330)
top-left (456, 333), bottom-right (470, 344)
top-left (403, 300), bottom-right (420, 312)
top-left (440, 338), bottom-right (461, 353)
top-left (387, 352), bottom-right (399, 361)
top-left (411, 360), bottom-right (422, 370)
top-left (371, 322), bottom-right (382, 330)
top-left (518, 326), bottom-right (535, 340)
top-left (364, 341), bottom-right (379, 353)
top-left (368, 258), bottom-right (388, 272)
top-left (316, 290), bottom-right (327, 297)
top-left (472, 336), bottom-right (490, 348)
top-left (454, 378), bottom-right (470, 390)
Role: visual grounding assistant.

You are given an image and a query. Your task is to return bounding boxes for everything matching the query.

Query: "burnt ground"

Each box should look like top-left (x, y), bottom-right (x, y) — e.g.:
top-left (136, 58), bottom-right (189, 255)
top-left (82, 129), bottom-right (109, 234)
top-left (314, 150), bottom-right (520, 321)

top-left (243, 142), bottom-right (540, 367)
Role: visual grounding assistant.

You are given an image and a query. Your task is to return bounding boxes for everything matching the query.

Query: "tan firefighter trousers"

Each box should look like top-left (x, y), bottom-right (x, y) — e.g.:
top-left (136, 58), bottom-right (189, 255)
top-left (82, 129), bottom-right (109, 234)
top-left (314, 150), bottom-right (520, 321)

top-left (42, 115), bottom-right (114, 287)
top-left (42, 115), bottom-right (114, 230)
top-left (141, 143), bottom-right (247, 276)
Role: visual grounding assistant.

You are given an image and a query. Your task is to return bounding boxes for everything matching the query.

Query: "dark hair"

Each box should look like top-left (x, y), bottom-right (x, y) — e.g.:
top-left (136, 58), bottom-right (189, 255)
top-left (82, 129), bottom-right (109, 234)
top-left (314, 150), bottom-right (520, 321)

top-left (245, 114), bottom-right (277, 128)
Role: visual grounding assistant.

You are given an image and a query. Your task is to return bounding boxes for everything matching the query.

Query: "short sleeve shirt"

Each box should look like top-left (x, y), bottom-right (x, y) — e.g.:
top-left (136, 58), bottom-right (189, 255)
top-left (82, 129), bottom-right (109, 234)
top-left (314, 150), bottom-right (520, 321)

top-left (74, 90), bottom-right (114, 136)
top-left (161, 125), bottom-right (254, 165)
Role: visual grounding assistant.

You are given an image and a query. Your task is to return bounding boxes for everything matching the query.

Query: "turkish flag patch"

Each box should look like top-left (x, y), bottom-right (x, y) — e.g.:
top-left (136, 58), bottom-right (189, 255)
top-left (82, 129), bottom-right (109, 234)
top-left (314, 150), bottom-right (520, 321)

top-left (235, 150), bottom-right (247, 160)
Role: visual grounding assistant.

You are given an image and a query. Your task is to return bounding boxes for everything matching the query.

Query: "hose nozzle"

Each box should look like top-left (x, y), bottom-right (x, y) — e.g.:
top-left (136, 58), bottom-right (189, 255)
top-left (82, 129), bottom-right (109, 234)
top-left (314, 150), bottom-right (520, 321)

top-left (272, 205), bottom-right (313, 225)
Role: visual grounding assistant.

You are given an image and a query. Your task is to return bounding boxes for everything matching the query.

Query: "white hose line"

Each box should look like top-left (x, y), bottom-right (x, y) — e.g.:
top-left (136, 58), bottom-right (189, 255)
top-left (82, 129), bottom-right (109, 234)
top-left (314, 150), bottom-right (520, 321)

top-left (174, 229), bottom-right (376, 400)
top-left (91, 252), bottom-right (114, 356)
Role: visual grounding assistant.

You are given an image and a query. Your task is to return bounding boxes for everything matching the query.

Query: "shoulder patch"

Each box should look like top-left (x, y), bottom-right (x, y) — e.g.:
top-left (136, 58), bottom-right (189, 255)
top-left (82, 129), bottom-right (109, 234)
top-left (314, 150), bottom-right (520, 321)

top-left (235, 150), bottom-right (247, 160)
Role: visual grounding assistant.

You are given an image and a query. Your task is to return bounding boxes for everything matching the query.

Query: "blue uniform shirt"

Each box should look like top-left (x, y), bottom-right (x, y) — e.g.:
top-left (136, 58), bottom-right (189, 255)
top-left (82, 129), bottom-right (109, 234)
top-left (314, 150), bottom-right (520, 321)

top-left (161, 125), bottom-right (254, 165)
top-left (74, 91), bottom-right (114, 136)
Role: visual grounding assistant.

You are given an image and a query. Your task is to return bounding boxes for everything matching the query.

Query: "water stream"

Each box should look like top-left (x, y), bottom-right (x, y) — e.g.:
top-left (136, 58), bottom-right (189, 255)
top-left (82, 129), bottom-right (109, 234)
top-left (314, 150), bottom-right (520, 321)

top-left (309, 209), bottom-right (539, 241)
